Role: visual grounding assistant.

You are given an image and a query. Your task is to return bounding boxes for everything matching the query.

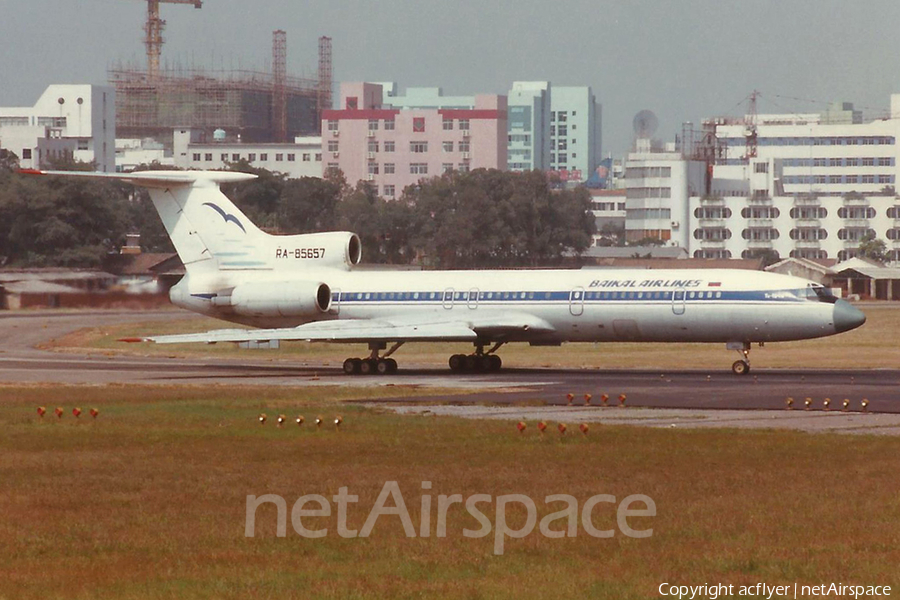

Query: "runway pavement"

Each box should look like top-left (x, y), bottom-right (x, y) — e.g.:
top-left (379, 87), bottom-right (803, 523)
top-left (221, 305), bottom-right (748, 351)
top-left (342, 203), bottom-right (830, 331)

top-left (0, 309), bottom-right (897, 419)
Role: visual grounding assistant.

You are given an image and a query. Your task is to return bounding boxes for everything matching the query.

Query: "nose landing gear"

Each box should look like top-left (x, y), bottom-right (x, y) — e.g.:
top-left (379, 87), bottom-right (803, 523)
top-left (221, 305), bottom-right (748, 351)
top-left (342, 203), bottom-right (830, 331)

top-left (728, 341), bottom-right (752, 376)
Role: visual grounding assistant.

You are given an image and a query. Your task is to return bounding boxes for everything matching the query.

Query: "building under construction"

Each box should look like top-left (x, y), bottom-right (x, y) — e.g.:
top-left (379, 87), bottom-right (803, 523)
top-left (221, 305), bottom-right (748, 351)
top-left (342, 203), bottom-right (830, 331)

top-left (110, 8), bottom-right (333, 144)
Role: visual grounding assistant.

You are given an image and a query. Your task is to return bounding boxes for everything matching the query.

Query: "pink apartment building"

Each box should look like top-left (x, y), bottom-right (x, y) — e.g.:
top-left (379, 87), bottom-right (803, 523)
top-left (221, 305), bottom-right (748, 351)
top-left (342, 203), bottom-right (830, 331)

top-left (321, 82), bottom-right (508, 198)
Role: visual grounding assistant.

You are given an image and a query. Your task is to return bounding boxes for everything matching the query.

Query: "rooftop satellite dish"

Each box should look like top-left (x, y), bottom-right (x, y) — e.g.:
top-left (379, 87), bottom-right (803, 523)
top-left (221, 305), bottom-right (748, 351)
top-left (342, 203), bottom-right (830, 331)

top-left (633, 110), bottom-right (659, 139)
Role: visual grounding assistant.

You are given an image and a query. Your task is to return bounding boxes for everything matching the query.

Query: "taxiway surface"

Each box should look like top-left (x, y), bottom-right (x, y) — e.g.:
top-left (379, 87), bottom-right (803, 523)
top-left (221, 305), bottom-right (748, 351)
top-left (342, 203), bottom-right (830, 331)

top-left (0, 309), bottom-right (896, 414)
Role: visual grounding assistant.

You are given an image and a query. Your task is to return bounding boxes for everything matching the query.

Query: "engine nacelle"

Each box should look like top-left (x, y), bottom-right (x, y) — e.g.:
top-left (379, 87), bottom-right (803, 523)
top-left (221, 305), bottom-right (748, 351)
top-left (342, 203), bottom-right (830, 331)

top-left (230, 280), bottom-right (332, 318)
top-left (271, 231), bottom-right (362, 270)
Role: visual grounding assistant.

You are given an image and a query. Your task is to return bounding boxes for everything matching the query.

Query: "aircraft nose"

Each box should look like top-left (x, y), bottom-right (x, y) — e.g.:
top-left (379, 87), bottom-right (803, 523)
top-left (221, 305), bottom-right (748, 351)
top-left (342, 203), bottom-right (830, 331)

top-left (833, 299), bottom-right (866, 333)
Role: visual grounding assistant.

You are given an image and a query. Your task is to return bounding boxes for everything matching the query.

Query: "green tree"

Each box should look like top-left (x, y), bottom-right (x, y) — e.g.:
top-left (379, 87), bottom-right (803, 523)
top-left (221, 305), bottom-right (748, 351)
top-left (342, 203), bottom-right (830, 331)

top-left (858, 232), bottom-right (888, 264)
top-left (278, 176), bottom-right (343, 233)
top-left (0, 172), bottom-right (130, 267)
top-left (402, 169), bottom-right (594, 268)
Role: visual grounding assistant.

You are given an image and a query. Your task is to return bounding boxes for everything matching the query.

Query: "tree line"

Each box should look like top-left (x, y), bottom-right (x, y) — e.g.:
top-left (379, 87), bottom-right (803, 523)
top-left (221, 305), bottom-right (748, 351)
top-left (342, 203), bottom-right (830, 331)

top-left (0, 153), bottom-right (595, 269)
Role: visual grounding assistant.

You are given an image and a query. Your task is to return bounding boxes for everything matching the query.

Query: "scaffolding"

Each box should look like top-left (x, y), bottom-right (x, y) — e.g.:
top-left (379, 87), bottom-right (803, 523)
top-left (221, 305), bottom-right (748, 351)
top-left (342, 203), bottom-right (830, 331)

top-left (317, 36), bottom-right (333, 115)
top-left (109, 33), bottom-right (333, 143)
top-left (272, 30), bottom-right (288, 143)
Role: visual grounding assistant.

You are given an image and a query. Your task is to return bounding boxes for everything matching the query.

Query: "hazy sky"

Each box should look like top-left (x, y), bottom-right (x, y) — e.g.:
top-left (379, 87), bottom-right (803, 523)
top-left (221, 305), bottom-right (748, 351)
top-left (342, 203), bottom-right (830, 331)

top-left (3, 0), bottom-right (900, 155)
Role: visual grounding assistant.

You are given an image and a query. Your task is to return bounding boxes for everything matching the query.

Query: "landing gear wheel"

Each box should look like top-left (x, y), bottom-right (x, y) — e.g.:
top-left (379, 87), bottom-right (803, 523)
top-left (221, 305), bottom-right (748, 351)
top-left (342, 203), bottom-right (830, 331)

top-left (360, 359), bottom-right (377, 375)
top-left (385, 358), bottom-right (398, 374)
top-left (479, 355), bottom-right (493, 371)
top-left (375, 359), bottom-right (391, 375)
top-left (732, 360), bottom-right (750, 376)
top-left (449, 354), bottom-right (465, 371)
top-left (488, 355), bottom-right (502, 371)
top-left (464, 355), bottom-right (479, 371)
top-left (343, 358), bottom-right (361, 375)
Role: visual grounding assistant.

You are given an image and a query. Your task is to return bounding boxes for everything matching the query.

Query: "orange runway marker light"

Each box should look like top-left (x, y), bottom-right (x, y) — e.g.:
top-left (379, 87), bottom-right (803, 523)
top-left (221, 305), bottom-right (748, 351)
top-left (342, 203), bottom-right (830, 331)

top-left (618, 394), bottom-right (627, 407)
top-left (600, 394), bottom-right (609, 407)
top-left (537, 421), bottom-right (547, 434)
top-left (72, 408), bottom-right (82, 418)
top-left (579, 423), bottom-right (589, 436)
top-left (557, 423), bottom-right (567, 435)
top-left (516, 421), bottom-right (526, 434)
top-left (804, 398), bottom-right (812, 410)
top-left (54, 407), bottom-right (64, 419)
top-left (823, 398), bottom-right (831, 411)
top-left (842, 399), bottom-right (850, 412)
top-left (334, 416), bottom-right (343, 428)
top-left (276, 414), bottom-right (286, 427)
top-left (89, 408), bottom-right (99, 419)
top-left (37, 407), bottom-right (46, 418)
top-left (295, 415), bottom-right (305, 427)
top-left (584, 394), bottom-right (592, 406)
top-left (315, 417), bottom-right (323, 429)
top-left (785, 397), bottom-right (794, 410)
top-left (566, 393), bottom-right (574, 406)
top-left (861, 399), bottom-right (869, 412)
top-left (258, 413), bottom-right (267, 425)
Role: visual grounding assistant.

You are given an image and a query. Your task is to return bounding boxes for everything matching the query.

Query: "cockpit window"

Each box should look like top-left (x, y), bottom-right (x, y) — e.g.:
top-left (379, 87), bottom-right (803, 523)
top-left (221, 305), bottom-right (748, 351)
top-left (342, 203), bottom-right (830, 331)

top-left (811, 286), bottom-right (839, 304)
top-left (794, 286), bottom-right (838, 303)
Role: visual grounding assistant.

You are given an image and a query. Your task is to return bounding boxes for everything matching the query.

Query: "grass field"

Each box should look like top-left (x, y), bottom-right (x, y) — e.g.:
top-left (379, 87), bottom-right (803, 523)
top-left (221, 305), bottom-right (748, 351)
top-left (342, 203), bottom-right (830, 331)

top-left (44, 304), bottom-right (900, 371)
top-left (2, 385), bottom-right (899, 599)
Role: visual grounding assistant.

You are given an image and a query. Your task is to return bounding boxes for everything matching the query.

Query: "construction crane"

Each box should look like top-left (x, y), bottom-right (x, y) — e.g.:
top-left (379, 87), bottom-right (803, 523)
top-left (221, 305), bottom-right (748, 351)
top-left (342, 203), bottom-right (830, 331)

top-left (142, 0), bottom-right (202, 80)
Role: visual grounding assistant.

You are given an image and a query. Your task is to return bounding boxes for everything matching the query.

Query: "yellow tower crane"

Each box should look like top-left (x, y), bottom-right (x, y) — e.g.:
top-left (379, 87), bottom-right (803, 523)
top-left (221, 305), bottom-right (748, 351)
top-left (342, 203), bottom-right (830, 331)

top-left (142, 0), bottom-right (202, 79)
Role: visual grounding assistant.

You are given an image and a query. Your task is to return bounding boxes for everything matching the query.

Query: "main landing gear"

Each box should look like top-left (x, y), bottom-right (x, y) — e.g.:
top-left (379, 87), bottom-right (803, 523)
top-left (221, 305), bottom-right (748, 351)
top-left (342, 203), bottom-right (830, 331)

top-left (449, 342), bottom-right (504, 373)
top-left (342, 342), bottom-right (401, 376)
top-left (341, 341), bottom-right (508, 376)
top-left (728, 341), bottom-right (752, 376)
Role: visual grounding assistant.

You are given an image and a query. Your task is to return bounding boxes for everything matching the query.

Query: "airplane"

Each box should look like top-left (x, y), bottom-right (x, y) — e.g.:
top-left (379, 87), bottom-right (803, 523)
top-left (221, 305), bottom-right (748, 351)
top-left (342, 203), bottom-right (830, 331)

top-left (23, 169), bottom-right (866, 376)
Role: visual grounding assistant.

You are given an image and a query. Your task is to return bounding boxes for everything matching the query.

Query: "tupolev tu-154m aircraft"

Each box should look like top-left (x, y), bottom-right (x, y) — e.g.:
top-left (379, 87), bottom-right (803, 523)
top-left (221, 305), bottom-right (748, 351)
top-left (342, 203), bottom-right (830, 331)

top-left (24, 169), bottom-right (867, 376)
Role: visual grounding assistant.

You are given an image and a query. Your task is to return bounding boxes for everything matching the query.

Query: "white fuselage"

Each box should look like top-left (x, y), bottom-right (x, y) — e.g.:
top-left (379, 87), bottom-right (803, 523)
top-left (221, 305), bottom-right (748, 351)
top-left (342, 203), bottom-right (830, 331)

top-left (171, 267), bottom-right (846, 345)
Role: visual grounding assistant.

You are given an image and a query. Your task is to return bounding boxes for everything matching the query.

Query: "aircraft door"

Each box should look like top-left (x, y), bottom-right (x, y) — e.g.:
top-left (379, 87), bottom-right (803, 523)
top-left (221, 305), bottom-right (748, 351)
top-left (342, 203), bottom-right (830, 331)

top-left (672, 289), bottom-right (686, 315)
top-left (569, 287), bottom-right (585, 316)
top-left (443, 288), bottom-right (455, 310)
top-left (468, 288), bottom-right (479, 310)
top-left (331, 288), bottom-right (341, 315)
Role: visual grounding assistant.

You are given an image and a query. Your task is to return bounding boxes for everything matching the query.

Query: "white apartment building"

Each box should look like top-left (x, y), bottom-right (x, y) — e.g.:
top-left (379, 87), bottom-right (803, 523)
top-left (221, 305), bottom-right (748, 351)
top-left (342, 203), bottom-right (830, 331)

top-left (116, 138), bottom-right (173, 172)
top-left (172, 129), bottom-right (323, 178)
top-left (0, 84), bottom-right (116, 172)
top-left (624, 141), bottom-right (706, 247)
top-left (625, 94), bottom-right (900, 262)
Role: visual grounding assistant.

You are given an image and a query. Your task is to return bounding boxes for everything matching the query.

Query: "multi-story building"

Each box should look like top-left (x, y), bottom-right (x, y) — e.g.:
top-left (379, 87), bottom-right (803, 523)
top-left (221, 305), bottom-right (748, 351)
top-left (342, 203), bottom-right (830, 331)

top-left (0, 84), bottom-right (116, 172)
top-left (171, 128), bottom-right (322, 178)
top-left (549, 86), bottom-right (602, 183)
top-left (504, 82), bottom-right (603, 183)
top-left (624, 140), bottom-right (706, 246)
top-left (625, 93), bottom-right (900, 262)
top-left (713, 104), bottom-right (897, 198)
top-left (507, 81), bottom-right (551, 172)
top-left (322, 83), bottom-right (507, 198)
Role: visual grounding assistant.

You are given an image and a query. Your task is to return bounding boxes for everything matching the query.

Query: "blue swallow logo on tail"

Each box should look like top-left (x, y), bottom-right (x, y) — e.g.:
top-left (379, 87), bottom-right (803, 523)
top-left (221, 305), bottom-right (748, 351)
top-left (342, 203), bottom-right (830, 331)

top-left (203, 202), bottom-right (246, 233)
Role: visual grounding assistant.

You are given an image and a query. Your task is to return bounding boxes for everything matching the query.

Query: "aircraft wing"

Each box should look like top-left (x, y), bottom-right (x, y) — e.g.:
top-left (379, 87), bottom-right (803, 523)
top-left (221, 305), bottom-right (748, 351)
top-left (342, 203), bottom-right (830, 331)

top-left (127, 311), bottom-right (556, 345)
